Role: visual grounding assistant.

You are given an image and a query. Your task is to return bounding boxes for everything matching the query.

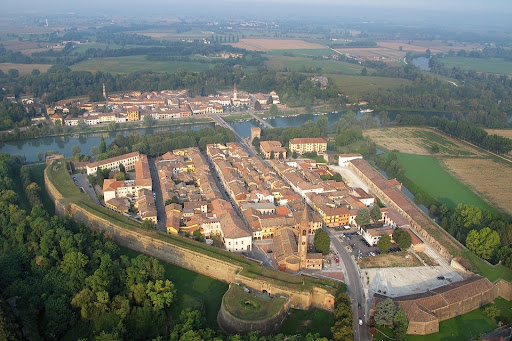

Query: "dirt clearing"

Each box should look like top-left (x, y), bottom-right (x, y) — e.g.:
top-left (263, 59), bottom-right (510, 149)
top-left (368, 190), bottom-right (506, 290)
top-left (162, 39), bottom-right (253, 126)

top-left (358, 251), bottom-right (423, 269)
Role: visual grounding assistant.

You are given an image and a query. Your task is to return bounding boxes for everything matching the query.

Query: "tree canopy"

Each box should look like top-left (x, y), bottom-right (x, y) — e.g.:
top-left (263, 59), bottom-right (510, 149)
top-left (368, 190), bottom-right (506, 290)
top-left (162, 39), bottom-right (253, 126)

top-left (466, 227), bottom-right (501, 260)
top-left (378, 234), bottom-right (392, 253)
top-left (392, 229), bottom-right (412, 250)
top-left (314, 229), bottom-right (331, 255)
top-left (375, 298), bottom-right (396, 326)
top-left (356, 208), bottom-right (371, 227)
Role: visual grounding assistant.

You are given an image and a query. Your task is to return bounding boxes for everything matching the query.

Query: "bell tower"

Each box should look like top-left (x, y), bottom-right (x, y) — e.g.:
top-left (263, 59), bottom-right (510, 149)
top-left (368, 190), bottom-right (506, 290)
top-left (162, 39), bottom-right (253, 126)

top-left (298, 205), bottom-right (310, 268)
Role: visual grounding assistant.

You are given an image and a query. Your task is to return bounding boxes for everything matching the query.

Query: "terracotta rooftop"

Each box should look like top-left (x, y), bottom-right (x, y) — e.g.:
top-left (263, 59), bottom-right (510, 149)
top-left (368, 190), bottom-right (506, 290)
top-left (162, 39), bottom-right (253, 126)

top-left (289, 137), bottom-right (327, 145)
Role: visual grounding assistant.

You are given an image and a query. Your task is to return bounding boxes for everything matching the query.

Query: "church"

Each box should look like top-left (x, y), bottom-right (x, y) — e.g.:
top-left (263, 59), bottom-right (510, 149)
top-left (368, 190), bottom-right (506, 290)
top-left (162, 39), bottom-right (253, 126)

top-left (272, 206), bottom-right (324, 272)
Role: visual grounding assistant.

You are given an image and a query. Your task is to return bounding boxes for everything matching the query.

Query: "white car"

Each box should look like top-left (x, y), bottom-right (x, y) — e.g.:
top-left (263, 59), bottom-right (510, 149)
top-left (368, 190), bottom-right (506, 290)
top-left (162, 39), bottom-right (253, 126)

top-left (359, 318), bottom-right (363, 326)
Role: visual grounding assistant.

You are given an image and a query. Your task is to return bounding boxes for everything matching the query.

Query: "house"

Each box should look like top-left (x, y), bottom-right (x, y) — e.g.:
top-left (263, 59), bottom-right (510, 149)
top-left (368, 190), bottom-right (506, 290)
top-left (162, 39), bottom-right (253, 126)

top-left (361, 225), bottom-right (394, 246)
top-left (289, 138), bottom-right (327, 155)
top-left (86, 152), bottom-right (140, 175)
top-left (260, 141), bottom-right (287, 159)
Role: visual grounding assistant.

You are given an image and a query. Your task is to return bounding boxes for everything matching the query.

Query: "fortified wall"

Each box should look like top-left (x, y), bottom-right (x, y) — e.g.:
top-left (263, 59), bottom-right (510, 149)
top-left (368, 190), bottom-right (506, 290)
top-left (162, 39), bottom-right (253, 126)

top-left (347, 159), bottom-right (458, 261)
top-left (45, 167), bottom-right (335, 312)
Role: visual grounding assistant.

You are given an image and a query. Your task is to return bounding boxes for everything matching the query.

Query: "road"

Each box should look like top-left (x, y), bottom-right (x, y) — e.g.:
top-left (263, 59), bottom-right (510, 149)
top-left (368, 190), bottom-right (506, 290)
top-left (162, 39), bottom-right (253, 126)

top-left (148, 157), bottom-right (167, 232)
top-left (211, 113), bottom-right (369, 337)
top-left (327, 227), bottom-right (371, 341)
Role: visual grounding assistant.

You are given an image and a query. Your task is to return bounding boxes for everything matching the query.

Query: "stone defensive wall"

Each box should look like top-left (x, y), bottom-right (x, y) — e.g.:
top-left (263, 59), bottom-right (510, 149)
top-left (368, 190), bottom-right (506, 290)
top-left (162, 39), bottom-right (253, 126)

top-left (44, 164), bottom-right (335, 312)
top-left (347, 159), bottom-right (461, 261)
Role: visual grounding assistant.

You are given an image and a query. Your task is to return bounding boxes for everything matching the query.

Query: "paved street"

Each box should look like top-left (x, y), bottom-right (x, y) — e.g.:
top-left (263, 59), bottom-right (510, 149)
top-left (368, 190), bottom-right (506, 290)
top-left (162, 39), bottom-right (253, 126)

top-left (74, 173), bottom-right (101, 205)
top-left (149, 157), bottom-right (167, 232)
top-left (327, 226), bottom-right (371, 341)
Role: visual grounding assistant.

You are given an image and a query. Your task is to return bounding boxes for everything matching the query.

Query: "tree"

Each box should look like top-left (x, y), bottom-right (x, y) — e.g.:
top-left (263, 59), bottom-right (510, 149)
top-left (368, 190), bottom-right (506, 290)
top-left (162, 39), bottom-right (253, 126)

top-left (71, 145), bottom-right (81, 158)
top-left (269, 104), bottom-right (278, 115)
top-left (466, 227), bottom-right (501, 260)
top-left (141, 220), bottom-right (155, 230)
top-left (314, 229), bottom-right (331, 255)
top-left (430, 144), bottom-right (440, 154)
top-left (378, 111), bottom-right (390, 126)
top-left (119, 163), bottom-right (126, 174)
top-left (370, 205), bottom-right (381, 222)
top-left (483, 306), bottom-right (501, 320)
top-left (356, 208), bottom-right (371, 227)
top-left (252, 137), bottom-right (260, 149)
top-left (393, 229), bottom-right (412, 250)
top-left (254, 101), bottom-right (262, 110)
top-left (270, 151), bottom-right (275, 159)
top-left (375, 298), bottom-right (396, 326)
top-left (317, 115), bottom-right (329, 135)
top-left (392, 307), bottom-right (409, 341)
top-left (145, 279), bottom-right (175, 311)
top-left (37, 152), bottom-right (44, 162)
top-left (143, 114), bottom-right (155, 127)
top-left (96, 168), bottom-right (105, 188)
top-left (7, 69), bottom-right (19, 79)
top-left (361, 67), bottom-right (367, 76)
top-left (165, 196), bottom-right (180, 206)
top-left (99, 137), bottom-right (107, 154)
top-left (267, 96), bottom-right (273, 105)
top-left (378, 234), bottom-right (392, 253)
top-left (113, 172), bottom-right (125, 181)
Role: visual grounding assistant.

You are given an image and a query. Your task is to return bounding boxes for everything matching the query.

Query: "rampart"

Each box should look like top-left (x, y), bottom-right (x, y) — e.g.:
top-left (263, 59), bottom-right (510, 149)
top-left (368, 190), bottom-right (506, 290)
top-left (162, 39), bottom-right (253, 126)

top-left (217, 285), bottom-right (291, 335)
top-left (44, 166), bottom-right (335, 312)
top-left (348, 159), bottom-right (460, 261)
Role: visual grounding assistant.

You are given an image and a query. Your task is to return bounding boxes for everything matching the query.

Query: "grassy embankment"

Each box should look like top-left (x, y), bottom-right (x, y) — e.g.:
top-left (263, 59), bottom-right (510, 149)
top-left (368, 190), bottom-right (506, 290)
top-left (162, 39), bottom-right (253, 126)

top-left (222, 284), bottom-right (287, 321)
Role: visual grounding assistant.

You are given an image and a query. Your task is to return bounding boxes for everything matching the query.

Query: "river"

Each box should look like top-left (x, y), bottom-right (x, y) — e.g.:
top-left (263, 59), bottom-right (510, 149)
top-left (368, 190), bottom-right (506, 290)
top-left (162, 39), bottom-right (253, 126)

top-left (0, 122), bottom-right (215, 162)
top-left (0, 110), bottom-right (451, 162)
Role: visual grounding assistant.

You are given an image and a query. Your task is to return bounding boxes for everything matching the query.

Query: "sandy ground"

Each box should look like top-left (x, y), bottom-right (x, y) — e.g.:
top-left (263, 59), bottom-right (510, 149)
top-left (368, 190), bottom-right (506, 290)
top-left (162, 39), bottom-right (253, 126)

top-left (334, 47), bottom-right (405, 61)
top-left (230, 38), bottom-right (326, 51)
top-left (441, 157), bottom-right (512, 216)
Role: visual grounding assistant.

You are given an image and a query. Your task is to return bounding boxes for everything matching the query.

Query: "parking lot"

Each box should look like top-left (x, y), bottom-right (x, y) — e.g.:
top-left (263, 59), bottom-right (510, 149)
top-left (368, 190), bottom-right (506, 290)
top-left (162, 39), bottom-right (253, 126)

top-left (336, 230), bottom-right (402, 260)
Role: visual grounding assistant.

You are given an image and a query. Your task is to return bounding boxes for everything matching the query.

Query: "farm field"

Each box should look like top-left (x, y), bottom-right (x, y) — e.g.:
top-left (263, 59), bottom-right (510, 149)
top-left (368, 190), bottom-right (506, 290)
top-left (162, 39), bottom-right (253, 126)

top-left (266, 55), bottom-right (365, 75)
top-left (267, 48), bottom-right (333, 57)
top-left (441, 157), bottom-right (512, 216)
top-left (395, 153), bottom-right (494, 211)
top-left (333, 47), bottom-right (405, 63)
top-left (363, 127), bottom-right (483, 156)
top-left (440, 56), bottom-right (512, 74)
top-left (328, 74), bottom-right (412, 97)
top-left (377, 41), bottom-right (441, 53)
top-left (0, 62), bottom-right (52, 75)
top-left (230, 38), bottom-right (327, 51)
top-left (71, 55), bottom-right (213, 74)
top-left (486, 128), bottom-right (512, 139)
top-left (364, 127), bottom-right (511, 214)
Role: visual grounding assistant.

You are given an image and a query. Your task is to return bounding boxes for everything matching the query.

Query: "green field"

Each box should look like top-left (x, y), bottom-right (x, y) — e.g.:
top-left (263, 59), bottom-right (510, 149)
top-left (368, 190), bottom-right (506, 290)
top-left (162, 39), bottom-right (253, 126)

top-left (395, 153), bottom-right (493, 211)
top-left (267, 48), bottom-right (333, 57)
top-left (441, 56), bottom-right (512, 75)
top-left (71, 55), bottom-right (214, 74)
top-left (222, 284), bottom-right (287, 321)
top-left (266, 55), bottom-right (364, 75)
top-left (328, 74), bottom-right (413, 97)
top-left (373, 298), bottom-right (512, 341)
top-left (120, 247), bottom-right (228, 327)
top-left (280, 308), bottom-right (334, 339)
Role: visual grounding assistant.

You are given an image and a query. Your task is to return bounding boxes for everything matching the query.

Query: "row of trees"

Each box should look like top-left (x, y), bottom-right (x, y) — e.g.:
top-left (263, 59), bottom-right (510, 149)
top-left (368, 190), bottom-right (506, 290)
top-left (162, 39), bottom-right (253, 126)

top-left (430, 116), bottom-right (512, 154)
top-left (373, 298), bottom-right (409, 341)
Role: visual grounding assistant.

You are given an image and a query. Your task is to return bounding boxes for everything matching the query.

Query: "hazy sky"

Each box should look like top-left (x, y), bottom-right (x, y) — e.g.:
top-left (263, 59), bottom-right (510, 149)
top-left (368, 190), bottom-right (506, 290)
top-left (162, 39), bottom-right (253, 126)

top-left (10, 0), bottom-right (512, 28)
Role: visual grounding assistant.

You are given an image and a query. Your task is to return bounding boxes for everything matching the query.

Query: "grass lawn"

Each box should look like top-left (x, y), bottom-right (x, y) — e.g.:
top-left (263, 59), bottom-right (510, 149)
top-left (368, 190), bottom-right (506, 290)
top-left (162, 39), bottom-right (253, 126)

top-left (327, 74), bottom-right (413, 97)
top-left (119, 246), bottom-right (228, 328)
top-left (395, 153), bottom-right (494, 211)
top-left (222, 284), bottom-right (287, 321)
top-left (463, 251), bottom-right (512, 282)
top-left (71, 55), bottom-right (213, 74)
top-left (280, 308), bottom-right (334, 339)
top-left (266, 55), bottom-right (365, 75)
top-left (267, 48), bottom-right (333, 57)
top-left (405, 308), bottom-right (496, 341)
top-left (441, 56), bottom-right (512, 75)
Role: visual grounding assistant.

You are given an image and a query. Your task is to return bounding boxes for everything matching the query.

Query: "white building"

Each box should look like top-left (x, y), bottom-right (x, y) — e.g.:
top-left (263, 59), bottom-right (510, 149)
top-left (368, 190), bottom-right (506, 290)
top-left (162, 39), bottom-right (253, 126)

top-left (86, 152), bottom-right (140, 175)
top-left (338, 153), bottom-right (363, 167)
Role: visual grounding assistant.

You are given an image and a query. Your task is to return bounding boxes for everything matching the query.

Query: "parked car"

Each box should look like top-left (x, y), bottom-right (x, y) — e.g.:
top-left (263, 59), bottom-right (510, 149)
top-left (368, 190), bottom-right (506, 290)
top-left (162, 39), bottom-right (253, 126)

top-left (359, 318), bottom-right (363, 325)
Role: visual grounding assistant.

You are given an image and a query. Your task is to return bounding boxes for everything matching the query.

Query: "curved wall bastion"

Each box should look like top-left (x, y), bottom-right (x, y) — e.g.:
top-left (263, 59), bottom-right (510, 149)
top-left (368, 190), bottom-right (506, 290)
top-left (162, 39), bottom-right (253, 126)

top-left (217, 284), bottom-right (291, 335)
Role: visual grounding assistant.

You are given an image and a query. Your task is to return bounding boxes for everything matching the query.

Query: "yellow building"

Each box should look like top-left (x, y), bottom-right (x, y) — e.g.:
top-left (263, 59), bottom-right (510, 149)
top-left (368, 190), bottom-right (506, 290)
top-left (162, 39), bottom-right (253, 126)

top-left (126, 107), bottom-right (140, 121)
top-left (288, 138), bottom-right (327, 155)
